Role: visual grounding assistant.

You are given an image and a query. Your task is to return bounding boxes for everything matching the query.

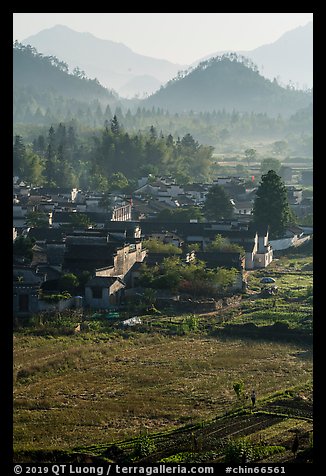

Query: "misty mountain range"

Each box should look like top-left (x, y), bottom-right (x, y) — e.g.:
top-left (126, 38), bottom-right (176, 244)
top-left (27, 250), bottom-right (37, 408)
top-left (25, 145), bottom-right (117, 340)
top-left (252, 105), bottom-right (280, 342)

top-left (144, 54), bottom-right (311, 116)
top-left (23, 25), bottom-right (185, 98)
top-left (195, 21), bottom-right (313, 90)
top-left (22, 22), bottom-right (312, 98)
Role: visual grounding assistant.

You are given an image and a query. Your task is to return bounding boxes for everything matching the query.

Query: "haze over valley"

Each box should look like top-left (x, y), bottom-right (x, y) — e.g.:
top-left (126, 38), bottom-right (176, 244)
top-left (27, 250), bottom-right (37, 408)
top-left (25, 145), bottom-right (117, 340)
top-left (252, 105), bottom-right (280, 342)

top-left (12, 13), bottom-right (313, 465)
top-left (22, 21), bottom-right (312, 98)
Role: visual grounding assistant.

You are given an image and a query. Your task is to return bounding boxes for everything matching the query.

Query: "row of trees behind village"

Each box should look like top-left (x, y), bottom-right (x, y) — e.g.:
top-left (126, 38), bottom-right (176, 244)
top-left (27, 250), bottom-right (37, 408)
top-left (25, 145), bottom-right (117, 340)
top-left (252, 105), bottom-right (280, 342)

top-left (13, 118), bottom-right (214, 188)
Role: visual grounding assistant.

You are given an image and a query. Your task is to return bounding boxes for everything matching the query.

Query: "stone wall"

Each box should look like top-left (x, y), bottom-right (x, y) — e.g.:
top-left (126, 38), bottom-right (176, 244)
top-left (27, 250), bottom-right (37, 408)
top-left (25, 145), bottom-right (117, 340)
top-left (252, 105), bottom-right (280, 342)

top-left (157, 294), bottom-right (242, 313)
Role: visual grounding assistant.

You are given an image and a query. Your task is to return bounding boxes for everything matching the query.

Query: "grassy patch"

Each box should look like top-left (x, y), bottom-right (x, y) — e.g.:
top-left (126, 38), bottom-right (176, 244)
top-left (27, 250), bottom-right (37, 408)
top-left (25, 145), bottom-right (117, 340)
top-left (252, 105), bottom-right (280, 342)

top-left (14, 333), bottom-right (312, 453)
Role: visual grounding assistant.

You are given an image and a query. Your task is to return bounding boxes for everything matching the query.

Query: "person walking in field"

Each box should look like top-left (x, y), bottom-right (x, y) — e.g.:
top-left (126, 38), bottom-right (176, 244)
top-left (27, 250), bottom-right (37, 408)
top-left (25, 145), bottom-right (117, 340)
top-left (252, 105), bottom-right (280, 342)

top-left (251, 390), bottom-right (256, 407)
top-left (291, 433), bottom-right (299, 457)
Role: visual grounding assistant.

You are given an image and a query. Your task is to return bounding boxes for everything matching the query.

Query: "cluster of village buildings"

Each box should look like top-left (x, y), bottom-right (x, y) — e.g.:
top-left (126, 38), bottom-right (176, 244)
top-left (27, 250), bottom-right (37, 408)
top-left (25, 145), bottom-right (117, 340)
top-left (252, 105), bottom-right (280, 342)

top-left (13, 175), bottom-right (312, 318)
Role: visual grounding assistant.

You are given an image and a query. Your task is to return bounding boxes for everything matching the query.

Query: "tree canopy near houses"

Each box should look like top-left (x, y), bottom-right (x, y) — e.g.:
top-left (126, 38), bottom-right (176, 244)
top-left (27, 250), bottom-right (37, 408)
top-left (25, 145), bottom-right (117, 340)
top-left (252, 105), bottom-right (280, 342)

top-left (203, 184), bottom-right (234, 220)
top-left (26, 211), bottom-right (49, 228)
top-left (13, 235), bottom-right (35, 262)
top-left (155, 207), bottom-right (204, 223)
top-left (253, 170), bottom-right (292, 238)
top-left (13, 122), bottom-right (214, 189)
top-left (142, 238), bottom-right (182, 255)
top-left (206, 234), bottom-right (245, 254)
top-left (138, 255), bottom-right (238, 296)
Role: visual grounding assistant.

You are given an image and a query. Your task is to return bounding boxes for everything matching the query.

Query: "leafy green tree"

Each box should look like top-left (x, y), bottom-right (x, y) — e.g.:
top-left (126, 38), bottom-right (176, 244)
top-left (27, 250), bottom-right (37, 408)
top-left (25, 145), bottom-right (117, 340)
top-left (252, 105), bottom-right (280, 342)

top-left (139, 252), bottom-right (237, 296)
top-left (59, 273), bottom-right (79, 293)
top-left (26, 211), bottom-right (49, 228)
top-left (22, 151), bottom-right (45, 185)
top-left (143, 238), bottom-right (182, 254)
top-left (89, 167), bottom-right (109, 192)
top-left (215, 267), bottom-right (238, 291)
top-left (13, 135), bottom-right (26, 176)
top-left (13, 235), bottom-right (35, 261)
top-left (108, 172), bottom-right (129, 191)
top-left (253, 170), bottom-right (292, 238)
top-left (69, 213), bottom-right (93, 228)
top-left (233, 381), bottom-right (245, 400)
top-left (203, 184), bottom-right (234, 220)
top-left (44, 143), bottom-right (57, 186)
top-left (13, 135), bottom-right (45, 185)
top-left (206, 234), bottom-right (245, 254)
top-left (155, 207), bottom-right (204, 223)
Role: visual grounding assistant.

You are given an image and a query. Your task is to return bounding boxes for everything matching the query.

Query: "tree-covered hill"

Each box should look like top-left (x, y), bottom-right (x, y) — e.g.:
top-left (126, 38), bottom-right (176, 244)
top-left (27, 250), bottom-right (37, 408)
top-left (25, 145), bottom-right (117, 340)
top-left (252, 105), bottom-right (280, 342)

top-left (144, 54), bottom-right (312, 117)
top-left (13, 42), bottom-right (121, 125)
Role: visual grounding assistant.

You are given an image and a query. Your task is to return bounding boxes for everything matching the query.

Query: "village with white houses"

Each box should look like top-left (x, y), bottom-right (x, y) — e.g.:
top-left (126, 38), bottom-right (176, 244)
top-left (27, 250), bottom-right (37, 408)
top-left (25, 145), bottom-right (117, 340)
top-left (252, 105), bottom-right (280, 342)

top-left (13, 171), bottom-right (312, 319)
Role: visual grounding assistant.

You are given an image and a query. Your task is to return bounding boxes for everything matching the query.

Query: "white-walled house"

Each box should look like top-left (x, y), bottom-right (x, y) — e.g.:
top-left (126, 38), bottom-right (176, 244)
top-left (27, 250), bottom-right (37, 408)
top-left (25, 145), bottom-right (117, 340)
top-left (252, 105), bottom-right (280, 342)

top-left (233, 200), bottom-right (254, 216)
top-left (245, 229), bottom-right (273, 269)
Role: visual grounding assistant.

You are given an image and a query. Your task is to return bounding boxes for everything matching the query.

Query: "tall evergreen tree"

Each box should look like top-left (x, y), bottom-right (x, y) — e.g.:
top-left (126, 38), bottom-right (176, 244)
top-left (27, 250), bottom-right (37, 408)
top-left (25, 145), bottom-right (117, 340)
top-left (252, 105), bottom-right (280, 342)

top-left (13, 135), bottom-right (26, 176)
top-left (203, 184), bottom-right (234, 220)
top-left (110, 115), bottom-right (121, 135)
top-left (253, 170), bottom-right (292, 238)
top-left (44, 143), bottom-right (57, 186)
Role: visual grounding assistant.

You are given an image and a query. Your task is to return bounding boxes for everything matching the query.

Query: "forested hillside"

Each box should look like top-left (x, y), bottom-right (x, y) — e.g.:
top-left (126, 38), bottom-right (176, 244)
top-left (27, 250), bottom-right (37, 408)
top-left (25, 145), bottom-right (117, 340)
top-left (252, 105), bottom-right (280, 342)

top-left (145, 54), bottom-right (312, 117)
top-left (13, 45), bottom-right (313, 175)
top-left (13, 42), bottom-right (120, 125)
top-left (13, 119), bottom-right (214, 189)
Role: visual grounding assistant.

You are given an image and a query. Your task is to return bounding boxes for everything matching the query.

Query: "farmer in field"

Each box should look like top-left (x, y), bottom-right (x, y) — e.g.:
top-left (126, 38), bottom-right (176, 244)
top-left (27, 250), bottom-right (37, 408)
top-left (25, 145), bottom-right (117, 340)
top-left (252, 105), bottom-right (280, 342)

top-left (251, 390), bottom-right (256, 407)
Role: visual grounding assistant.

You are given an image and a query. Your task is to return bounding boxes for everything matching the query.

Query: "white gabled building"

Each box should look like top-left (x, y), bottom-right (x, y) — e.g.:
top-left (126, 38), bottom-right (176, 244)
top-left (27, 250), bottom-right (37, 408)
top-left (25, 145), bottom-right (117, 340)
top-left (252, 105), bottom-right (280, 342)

top-left (245, 227), bottom-right (273, 269)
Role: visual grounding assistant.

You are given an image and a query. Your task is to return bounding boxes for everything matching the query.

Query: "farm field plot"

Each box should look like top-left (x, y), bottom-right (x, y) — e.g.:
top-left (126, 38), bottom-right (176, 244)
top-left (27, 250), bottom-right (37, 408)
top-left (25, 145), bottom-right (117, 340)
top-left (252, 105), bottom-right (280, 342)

top-left (14, 332), bottom-right (312, 455)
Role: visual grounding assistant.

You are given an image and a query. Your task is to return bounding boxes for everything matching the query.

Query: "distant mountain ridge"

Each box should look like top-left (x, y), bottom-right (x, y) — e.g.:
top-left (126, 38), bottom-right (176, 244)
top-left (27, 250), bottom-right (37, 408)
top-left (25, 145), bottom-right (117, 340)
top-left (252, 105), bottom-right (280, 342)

top-left (23, 25), bottom-right (185, 97)
top-left (194, 22), bottom-right (313, 89)
top-left (22, 22), bottom-right (312, 99)
top-left (144, 54), bottom-right (312, 117)
top-left (13, 42), bottom-right (121, 125)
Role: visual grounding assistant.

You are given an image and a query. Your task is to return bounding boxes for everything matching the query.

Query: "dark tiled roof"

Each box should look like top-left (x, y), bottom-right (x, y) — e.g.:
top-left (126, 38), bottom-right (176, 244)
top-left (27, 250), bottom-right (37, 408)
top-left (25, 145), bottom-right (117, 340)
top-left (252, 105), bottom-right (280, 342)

top-left (13, 267), bottom-right (43, 284)
top-left (183, 183), bottom-right (208, 192)
top-left (139, 221), bottom-right (255, 241)
top-left (28, 228), bottom-right (68, 242)
top-left (175, 195), bottom-right (195, 205)
top-left (86, 276), bottom-right (124, 287)
top-left (196, 251), bottom-right (244, 270)
top-left (31, 187), bottom-right (74, 196)
top-left (143, 253), bottom-right (173, 266)
top-left (243, 242), bottom-right (256, 253)
top-left (64, 243), bottom-right (117, 261)
top-left (26, 195), bottom-right (48, 205)
top-left (35, 266), bottom-right (61, 280)
top-left (233, 201), bottom-right (254, 209)
top-left (47, 245), bottom-right (66, 265)
top-left (248, 223), bottom-right (269, 236)
top-left (286, 225), bottom-right (304, 235)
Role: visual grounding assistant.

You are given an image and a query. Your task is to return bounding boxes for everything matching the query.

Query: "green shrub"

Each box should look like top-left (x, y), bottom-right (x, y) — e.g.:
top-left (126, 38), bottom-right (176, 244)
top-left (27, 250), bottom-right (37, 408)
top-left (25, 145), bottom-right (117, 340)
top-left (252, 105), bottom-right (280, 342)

top-left (233, 381), bottom-right (245, 400)
top-left (133, 435), bottom-right (156, 458)
top-left (224, 438), bottom-right (254, 463)
top-left (41, 292), bottom-right (72, 302)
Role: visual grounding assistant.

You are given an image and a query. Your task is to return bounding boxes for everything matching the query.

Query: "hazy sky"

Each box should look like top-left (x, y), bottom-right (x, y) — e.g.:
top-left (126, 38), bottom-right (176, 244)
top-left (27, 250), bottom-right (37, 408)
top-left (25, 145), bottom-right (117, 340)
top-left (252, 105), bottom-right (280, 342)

top-left (13, 13), bottom-right (313, 64)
